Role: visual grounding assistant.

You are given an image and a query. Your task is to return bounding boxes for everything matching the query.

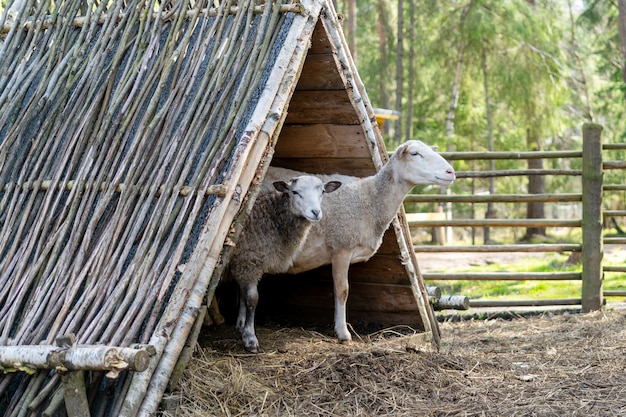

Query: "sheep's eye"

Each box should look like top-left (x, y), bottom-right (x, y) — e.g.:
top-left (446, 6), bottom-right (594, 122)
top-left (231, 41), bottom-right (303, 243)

top-left (411, 151), bottom-right (423, 158)
top-left (292, 191), bottom-right (300, 196)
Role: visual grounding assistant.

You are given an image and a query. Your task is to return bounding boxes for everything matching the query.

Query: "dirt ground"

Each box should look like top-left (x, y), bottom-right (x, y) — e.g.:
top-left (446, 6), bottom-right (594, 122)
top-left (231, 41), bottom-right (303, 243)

top-left (164, 307), bottom-right (626, 417)
top-left (163, 249), bottom-right (626, 417)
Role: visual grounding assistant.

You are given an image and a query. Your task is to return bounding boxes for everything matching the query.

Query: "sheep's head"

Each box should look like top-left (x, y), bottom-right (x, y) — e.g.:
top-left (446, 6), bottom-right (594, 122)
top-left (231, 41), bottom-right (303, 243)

top-left (273, 176), bottom-right (341, 222)
top-left (394, 140), bottom-right (455, 186)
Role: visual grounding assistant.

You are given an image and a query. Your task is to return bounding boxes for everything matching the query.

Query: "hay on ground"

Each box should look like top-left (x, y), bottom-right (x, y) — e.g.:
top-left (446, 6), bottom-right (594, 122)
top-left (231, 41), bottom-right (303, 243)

top-left (165, 308), bottom-right (626, 417)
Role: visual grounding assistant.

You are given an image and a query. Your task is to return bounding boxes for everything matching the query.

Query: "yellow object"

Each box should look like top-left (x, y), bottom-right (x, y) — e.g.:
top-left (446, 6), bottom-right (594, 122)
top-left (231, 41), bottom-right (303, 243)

top-left (373, 108), bottom-right (400, 128)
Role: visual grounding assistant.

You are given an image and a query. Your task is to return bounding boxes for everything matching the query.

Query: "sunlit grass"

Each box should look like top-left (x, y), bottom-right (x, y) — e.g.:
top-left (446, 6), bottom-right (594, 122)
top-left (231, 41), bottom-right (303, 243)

top-left (429, 248), bottom-right (626, 302)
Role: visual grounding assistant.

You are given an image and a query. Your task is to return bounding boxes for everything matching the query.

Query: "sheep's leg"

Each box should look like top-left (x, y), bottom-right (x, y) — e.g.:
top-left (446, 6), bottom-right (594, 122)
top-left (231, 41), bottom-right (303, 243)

top-left (238, 281), bottom-right (261, 353)
top-left (331, 248), bottom-right (353, 342)
top-left (208, 295), bottom-right (225, 326)
top-left (236, 293), bottom-right (246, 332)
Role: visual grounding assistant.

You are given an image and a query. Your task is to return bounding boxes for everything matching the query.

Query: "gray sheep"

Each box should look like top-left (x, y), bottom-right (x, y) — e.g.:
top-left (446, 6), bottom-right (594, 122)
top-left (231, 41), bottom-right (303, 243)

top-left (229, 175), bottom-right (341, 353)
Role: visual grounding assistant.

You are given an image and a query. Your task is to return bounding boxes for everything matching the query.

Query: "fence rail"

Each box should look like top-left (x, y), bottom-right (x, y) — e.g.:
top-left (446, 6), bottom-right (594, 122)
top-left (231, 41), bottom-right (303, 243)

top-left (422, 272), bottom-right (582, 281)
top-left (407, 123), bottom-right (625, 311)
top-left (413, 244), bottom-right (582, 253)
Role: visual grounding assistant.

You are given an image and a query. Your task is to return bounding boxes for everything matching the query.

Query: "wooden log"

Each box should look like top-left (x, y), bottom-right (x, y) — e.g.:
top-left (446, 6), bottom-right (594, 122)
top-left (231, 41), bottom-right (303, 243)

top-left (0, 345), bottom-right (151, 375)
top-left (604, 290), bottom-right (626, 296)
top-left (422, 272), bottom-right (582, 281)
top-left (581, 123), bottom-right (604, 312)
top-left (426, 286), bottom-right (442, 299)
top-left (434, 295), bottom-right (469, 311)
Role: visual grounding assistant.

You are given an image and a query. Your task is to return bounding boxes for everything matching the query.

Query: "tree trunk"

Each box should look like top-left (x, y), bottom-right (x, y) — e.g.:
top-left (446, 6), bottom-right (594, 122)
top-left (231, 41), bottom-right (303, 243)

top-left (481, 45), bottom-right (496, 244)
top-left (567, 0), bottom-right (594, 120)
top-left (618, 0), bottom-right (626, 84)
top-left (347, 0), bottom-right (357, 61)
top-left (524, 128), bottom-right (546, 239)
top-left (377, 0), bottom-right (390, 135)
top-left (405, 0), bottom-right (416, 141)
top-left (438, 2), bottom-right (471, 245)
top-left (445, 43), bottom-right (464, 153)
top-left (445, 2), bottom-right (472, 153)
top-left (394, 0), bottom-right (404, 145)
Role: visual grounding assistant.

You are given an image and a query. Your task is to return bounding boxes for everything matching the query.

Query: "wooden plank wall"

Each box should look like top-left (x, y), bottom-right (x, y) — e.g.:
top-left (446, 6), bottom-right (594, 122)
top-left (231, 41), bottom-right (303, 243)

top-left (272, 20), bottom-right (374, 177)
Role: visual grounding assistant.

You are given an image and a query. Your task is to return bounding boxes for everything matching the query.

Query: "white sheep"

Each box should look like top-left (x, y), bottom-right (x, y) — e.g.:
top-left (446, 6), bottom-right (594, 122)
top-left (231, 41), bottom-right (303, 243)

top-left (263, 140), bottom-right (455, 343)
top-left (229, 175), bottom-right (341, 353)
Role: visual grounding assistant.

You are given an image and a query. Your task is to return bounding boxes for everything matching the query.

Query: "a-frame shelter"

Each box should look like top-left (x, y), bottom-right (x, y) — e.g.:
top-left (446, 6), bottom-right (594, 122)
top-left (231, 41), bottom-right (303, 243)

top-left (0, 0), bottom-right (439, 415)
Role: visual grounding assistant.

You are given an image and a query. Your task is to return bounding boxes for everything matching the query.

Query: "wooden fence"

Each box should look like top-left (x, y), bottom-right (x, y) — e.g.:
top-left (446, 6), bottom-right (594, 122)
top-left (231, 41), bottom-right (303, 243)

top-left (406, 123), bottom-right (626, 312)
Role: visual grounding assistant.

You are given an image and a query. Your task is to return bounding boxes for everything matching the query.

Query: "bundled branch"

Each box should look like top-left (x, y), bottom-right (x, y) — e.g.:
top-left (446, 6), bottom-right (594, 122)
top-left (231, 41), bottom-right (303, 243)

top-left (0, 0), bottom-right (298, 415)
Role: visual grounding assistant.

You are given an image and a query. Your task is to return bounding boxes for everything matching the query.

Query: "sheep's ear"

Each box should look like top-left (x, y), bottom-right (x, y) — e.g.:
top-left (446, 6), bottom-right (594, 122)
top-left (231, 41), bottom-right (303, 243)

top-left (431, 145), bottom-right (438, 151)
top-left (273, 181), bottom-right (290, 193)
top-left (324, 181), bottom-right (342, 193)
top-left (397, 144), bottom-right (410, 158)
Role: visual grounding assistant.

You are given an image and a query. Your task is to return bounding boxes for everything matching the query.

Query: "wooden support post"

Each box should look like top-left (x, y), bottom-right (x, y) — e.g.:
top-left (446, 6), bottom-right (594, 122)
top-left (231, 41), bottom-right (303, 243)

top-left (581, 123), bottom-right (604, 312)
top-left (60, 370), bottom-right (91, 417)
top-left (56, 335), bottom-right (91, 417)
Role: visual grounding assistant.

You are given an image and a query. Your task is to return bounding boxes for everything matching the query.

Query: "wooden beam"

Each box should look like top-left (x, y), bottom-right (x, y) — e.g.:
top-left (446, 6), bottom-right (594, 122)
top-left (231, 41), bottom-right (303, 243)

top-left (285, 91), bottom-right (360, 124)
top-left (270, 157), bottom-right (375, 177)
top-left (296, 54), bottom-right (346, 90)
top-left (275, 124), bottom-right (370, 158)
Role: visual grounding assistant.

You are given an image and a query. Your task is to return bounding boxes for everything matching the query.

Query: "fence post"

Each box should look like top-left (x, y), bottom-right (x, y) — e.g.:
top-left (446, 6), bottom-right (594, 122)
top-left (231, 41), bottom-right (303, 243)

top-left (581, 123), bottom-right (604, 312)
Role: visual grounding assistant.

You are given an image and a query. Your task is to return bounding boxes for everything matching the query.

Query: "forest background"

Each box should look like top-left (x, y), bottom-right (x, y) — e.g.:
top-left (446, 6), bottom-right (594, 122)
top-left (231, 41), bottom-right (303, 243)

top-left (334, 0), bottom-right (626, 242)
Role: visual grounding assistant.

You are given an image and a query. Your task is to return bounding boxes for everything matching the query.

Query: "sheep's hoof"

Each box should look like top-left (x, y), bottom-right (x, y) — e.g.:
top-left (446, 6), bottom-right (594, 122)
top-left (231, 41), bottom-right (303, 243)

top-left (335, 328), bottom-right (352, 343)
top-left (245, 343), bottom-right (262, 354)
top-left (243, 335), bottom-right (261, 353)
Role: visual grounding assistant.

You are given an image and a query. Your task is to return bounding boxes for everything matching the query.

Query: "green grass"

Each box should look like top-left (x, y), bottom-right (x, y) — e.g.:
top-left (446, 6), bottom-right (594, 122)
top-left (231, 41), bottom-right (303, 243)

top-left (429, 250), bottom-right (626, 302)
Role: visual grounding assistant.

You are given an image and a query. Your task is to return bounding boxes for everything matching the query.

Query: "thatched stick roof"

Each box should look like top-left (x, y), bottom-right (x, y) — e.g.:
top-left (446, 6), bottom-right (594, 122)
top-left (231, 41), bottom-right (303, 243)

top-left (0, 0), bottom-right (441, 414)
top-left (0, 0), bottom-right (326, 414)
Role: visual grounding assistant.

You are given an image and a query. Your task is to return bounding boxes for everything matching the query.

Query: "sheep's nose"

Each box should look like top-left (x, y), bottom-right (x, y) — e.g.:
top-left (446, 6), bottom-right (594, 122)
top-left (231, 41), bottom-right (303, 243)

top-left (311, 209), bottom-right (320, 218)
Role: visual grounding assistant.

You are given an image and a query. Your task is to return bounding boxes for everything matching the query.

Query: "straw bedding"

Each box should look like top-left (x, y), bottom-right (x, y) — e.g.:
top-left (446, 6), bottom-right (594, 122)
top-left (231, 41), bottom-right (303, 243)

top-left (164, 308), bottom-right (626, 416)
